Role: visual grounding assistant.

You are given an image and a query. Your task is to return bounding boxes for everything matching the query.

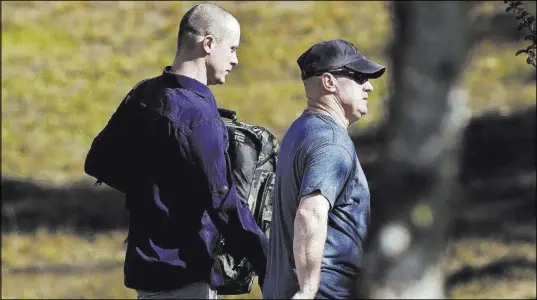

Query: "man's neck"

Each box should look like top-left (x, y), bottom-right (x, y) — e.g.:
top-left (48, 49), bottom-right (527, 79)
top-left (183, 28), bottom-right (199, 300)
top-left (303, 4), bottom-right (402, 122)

top-left (170, 55), bottom-right (208, 86)
top-left (305, 98), bottom-right (349, 128)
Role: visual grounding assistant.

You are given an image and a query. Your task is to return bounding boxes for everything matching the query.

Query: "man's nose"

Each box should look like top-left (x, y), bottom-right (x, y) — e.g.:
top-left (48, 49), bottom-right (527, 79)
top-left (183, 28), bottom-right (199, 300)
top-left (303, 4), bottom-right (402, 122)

top-left (231, 53), bottom-right (239, 66)
top-left (363, 81), bottom-right (374, 92)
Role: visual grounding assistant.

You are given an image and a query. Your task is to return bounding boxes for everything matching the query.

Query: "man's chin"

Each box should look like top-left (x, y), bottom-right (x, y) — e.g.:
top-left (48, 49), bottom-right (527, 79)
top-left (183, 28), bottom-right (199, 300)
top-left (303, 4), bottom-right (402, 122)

top-left (207, 76), bottom-right (226, 86)
top-left (353, 111), bottom-right (366, 122)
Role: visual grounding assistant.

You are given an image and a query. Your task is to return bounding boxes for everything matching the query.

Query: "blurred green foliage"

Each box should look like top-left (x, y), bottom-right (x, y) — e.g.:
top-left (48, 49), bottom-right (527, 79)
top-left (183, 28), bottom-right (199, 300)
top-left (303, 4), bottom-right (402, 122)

top-left (1, 1), bottom-right (534, 183)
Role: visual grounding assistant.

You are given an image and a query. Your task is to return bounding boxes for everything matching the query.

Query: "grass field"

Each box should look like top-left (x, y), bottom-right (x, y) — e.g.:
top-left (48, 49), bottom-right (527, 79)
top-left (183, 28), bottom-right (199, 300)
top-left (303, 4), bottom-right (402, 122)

top-left (2, 226), bottom-right (535, 298)
top-left (1, 1), bottom-right (536, 299)
top-left (2, 1), bottom-right (535, 184)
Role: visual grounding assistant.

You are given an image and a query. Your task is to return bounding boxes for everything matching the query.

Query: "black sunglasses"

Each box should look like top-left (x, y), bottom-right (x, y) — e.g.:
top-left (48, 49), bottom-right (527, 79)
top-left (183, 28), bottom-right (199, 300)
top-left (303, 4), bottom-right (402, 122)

top-left (312, 67), bottom-right (369, 85)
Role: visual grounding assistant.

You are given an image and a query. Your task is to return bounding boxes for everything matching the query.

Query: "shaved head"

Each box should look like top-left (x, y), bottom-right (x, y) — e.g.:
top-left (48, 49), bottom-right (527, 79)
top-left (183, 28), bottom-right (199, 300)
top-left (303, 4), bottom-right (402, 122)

top-left (172, 3), bottom-right (241, 86)
top-left (177, 3), bottom-right (239, 52)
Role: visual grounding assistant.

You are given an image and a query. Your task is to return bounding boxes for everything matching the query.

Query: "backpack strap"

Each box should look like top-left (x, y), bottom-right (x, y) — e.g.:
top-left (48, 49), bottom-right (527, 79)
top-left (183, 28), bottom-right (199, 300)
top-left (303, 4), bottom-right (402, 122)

top-left (218, 108), bottom-right (238, 121)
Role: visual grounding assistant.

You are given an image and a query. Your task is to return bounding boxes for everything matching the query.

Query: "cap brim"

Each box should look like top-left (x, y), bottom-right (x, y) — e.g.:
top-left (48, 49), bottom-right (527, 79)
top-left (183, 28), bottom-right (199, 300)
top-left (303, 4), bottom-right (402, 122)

top-left (346, 56), bottom-right (386, 79)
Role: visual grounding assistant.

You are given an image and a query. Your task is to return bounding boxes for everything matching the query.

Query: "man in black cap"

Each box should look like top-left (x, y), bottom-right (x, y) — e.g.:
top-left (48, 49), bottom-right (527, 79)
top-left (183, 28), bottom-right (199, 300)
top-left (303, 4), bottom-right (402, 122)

top-left (262, 40), bottom-right (386, 299)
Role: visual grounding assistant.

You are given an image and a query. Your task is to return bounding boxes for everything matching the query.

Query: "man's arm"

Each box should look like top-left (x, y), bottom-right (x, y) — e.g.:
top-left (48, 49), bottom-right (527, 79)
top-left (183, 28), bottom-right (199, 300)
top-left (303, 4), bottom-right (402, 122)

top-left (188, 117), bottom-right (268, 282)
top-left (292, 143), bottom-right (354, 298)
top-left (293, 192), bottom-right (330, 299)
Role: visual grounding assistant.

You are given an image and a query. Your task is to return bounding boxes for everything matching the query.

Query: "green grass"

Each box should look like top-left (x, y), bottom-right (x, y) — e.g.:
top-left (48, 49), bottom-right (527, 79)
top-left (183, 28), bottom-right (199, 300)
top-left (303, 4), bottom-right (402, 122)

top-left (1, 1), bottom-right (535, 299)
top-left (0, 229), bottom-right (258, 299)
top-left (446, 238), bottom-right (537, 299)
top-left (2, 230), bottom-right (535, 299)
top-left (2, 1), bottom-right (534, 184)
top-left (2, 229), bottom-right (125, 269)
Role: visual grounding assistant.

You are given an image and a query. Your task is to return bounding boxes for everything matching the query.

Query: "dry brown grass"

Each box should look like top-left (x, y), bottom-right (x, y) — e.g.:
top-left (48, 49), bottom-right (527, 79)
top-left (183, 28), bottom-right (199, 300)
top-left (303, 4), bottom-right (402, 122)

top-left (2, 230), bottom-right (535, 299)
top-left (1, 1), bottom-right (535, 299)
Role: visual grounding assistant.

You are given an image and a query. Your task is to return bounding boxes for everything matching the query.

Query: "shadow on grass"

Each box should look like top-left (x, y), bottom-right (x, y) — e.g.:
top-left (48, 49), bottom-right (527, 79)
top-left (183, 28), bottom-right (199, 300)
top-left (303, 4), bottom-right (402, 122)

top-left (470, 11), bottom-right (529, 45)
top-left (2, 179), bottom-right (129, 232)
top-left (453, 105), bottom-right (536, 243)
top-left (445, 257), bottom-right (537, 290)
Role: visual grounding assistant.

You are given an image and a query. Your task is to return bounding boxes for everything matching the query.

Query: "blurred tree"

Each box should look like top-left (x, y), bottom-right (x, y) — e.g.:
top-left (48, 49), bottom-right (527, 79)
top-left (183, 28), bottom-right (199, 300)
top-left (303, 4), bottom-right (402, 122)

top-left (504, 0), bottom-right (537, 67)
top-left (356, 1), bottom-right (472, 298)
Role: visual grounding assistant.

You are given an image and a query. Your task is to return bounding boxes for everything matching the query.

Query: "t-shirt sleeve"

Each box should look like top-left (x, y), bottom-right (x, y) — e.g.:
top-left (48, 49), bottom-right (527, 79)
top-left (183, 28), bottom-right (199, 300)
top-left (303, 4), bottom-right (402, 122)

top-left (298, 143), bottom-right (353, 210)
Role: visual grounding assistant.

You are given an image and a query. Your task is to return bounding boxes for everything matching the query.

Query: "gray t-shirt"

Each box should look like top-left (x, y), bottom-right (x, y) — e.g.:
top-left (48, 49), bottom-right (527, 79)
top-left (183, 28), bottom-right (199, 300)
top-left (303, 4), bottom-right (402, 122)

top-left (263, 111), bottom-right (370, 299)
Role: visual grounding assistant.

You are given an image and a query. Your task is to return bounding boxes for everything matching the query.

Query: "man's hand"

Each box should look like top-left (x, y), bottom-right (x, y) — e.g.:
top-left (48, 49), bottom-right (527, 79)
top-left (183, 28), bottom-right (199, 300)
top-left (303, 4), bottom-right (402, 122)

top-left (293, 192), bottom-right (330, 300)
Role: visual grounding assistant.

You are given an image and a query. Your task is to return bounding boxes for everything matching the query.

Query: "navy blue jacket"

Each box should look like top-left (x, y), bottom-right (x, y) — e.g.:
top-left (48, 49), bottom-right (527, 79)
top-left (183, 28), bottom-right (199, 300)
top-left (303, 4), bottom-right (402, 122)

top-left (123, 66), bottom-right (268, 291)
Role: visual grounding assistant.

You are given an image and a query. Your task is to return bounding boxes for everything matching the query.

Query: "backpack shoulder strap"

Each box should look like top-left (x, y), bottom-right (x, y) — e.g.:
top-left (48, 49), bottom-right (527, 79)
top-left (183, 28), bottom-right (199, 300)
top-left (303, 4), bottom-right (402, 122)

top-left (218, 108), bottom-right (238, 121)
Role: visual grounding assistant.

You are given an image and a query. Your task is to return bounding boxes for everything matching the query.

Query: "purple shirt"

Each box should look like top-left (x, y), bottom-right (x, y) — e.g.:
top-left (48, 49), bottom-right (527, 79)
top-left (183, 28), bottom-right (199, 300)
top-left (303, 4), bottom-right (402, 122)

top-left (123, 67), bottom-right (268, 291)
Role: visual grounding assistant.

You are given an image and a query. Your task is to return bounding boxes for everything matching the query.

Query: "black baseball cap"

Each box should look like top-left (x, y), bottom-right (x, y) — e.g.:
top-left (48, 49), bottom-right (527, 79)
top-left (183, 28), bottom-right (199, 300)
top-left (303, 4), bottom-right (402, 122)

top-left (297, 39), bottom-right (386, 80)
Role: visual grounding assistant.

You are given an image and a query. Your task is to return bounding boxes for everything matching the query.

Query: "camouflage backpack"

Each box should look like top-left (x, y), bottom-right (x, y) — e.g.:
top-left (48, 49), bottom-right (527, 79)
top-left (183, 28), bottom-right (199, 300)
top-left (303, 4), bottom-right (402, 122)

top-left (215, 108), bottom-right (279, 295)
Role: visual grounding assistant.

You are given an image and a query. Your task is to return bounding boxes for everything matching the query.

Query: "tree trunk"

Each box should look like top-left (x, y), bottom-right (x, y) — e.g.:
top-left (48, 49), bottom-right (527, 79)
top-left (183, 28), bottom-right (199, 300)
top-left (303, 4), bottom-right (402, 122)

top-left (357, 1), bottom-right (472, 298)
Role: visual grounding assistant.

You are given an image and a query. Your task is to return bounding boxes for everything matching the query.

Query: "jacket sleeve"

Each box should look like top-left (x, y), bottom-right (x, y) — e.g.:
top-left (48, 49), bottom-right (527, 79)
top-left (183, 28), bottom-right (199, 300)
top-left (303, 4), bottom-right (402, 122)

top-left (188, 117), bottom-right (268, 281)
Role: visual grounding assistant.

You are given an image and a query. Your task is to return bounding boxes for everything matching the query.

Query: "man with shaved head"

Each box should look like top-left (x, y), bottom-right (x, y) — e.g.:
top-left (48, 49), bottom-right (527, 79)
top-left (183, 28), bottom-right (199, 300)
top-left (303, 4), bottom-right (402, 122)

top-left (112, 3), bottom-right (267, 299)
top-left (175, 3), bottom-right (241, 85)
top-left (263, 40), bottom-right (386, 299)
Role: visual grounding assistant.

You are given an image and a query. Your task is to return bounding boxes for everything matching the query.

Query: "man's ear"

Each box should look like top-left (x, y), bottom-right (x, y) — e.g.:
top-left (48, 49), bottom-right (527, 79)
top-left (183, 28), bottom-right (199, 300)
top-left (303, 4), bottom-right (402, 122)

top-left (321, 73), bottom-right (337, 93)
top-left (202, 35), bottom-right (215, 54)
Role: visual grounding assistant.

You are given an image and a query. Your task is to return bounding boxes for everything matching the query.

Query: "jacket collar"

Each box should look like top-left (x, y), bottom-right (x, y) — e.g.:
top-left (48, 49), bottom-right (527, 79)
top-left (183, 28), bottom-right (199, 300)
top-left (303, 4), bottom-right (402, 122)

top-left (162, 66), bottom-right (213, 99)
